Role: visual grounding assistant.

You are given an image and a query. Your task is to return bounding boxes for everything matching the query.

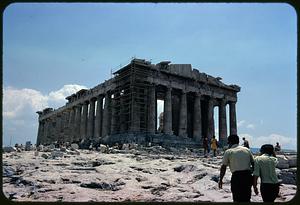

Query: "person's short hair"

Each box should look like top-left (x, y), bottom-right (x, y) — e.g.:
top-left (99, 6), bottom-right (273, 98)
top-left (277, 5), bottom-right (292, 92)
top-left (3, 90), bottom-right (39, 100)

top-left (260, 144), bottom-right (274, 155)
top-left (242, 137), bottom-right (245, 140)
top-left (228, 135), bottom-right (239, 145)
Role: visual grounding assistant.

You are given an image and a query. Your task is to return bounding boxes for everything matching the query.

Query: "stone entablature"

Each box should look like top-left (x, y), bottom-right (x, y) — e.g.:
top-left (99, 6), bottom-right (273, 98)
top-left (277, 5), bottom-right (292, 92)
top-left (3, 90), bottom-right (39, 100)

top-left (36, 59), bottom-right (240, 147)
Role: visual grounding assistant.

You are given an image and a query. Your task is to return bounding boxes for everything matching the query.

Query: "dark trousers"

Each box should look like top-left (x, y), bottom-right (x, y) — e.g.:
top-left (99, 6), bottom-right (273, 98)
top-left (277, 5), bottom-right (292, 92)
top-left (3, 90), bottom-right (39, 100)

top-left (260, 183), bottom-right (280, 202)
top-left (231, 170), bottom-right (252, 202)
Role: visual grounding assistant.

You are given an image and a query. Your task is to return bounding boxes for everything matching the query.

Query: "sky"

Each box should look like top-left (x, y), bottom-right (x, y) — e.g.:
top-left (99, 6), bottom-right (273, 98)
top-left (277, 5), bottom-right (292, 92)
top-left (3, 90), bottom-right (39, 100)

top-left (3, 3), bottom-right (297, 150)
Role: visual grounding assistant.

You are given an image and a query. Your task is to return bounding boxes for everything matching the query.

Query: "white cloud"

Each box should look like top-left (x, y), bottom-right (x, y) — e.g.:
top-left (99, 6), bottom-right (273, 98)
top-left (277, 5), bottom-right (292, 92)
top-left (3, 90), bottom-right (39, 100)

top-left (237, 120), bottom-right (246, 127)
top-left (3, 84), bottom-right (87, 146)
top-left (237, 120), bottom-right (255, 130)
top-left (246, 124), bottom-right (255, 129)
top-left (239, 133), bottom-right (297, 150)
top-left (48, 84), bottom-right (87, 108)
top-left (3, 86), bottom-right (48, 119)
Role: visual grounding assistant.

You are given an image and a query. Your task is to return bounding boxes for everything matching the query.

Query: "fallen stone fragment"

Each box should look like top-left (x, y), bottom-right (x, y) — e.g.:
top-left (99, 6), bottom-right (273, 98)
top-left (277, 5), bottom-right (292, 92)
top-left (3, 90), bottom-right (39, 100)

top-left (3, 146), bottom-right (17, 153)
top-left (80, 182), bottom-right (121, 191)
top-left (41, 153), bottom-right (49, 159)
top-left (3, 166), bottom-right (16, 177)
top-left (51, 150), bottom-right (64, 158)
top-left (276, 155), bottom-right (290, 169)
top-left (174, 164), bottom-right (197, 172)
top-left (71, 143), bottom-right (79, 150)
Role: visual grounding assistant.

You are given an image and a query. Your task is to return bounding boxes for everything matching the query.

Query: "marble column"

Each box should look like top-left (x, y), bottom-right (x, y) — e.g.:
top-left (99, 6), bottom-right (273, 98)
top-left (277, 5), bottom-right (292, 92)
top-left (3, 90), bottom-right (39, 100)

top-left (219, 100), bottom-right (227, 147)
top-left (163, 87), bottom-right (172, 135)
top-left (147, 84), bottom-right (156, 134)
top-left (36, 120), bottom-right (43, 145)
top-left (178, 91), bottom-right (187, 137)
top-left (48, 118), bottom-right (55, 143)
top-left (68, 107), bottom-right (75, 143)
top-left (74, 104), bottom-right (82, 141)
top-left (94, 95), bottom-right (103, 138)
top-left (119, 94), bottom-right (126, 132)
top-left (131, 95), bottom-right (140, 132)
top-left (55, 114), bottom-right (62, 142)
top-left (43, 119), bottom-right (49, 144)
top-left (110, 95), bottom-right (117, 134)
top-left (62, 111), bottom-right (69, 142)
top-left (87, 98), bottom-right (96, 139)
top-left (102, 93), bottom-right (111, 137)
top-left (193, 93), bottom-right (202, 142)
top-left (80, 101), bottom-right (88, 140)
top-left (207, 98), bottom-right (215, 140)
top-left (229, 101), bottom-right (237, 135)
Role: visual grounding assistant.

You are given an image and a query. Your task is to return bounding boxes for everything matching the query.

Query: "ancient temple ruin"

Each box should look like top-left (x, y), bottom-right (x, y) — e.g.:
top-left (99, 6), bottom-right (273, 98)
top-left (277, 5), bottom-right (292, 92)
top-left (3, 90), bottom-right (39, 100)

top-left (36, 59), bottom-right (240, 148)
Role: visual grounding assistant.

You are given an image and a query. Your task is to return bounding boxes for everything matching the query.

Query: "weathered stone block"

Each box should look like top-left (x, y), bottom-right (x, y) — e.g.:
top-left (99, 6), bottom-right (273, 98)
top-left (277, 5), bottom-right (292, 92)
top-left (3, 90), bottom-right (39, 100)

top-left (99, 144), bottom-right (108, 153)
top-left (3, 146), bottom-right (17, 153)
top-left (276, 155), bottom-right (289, 169)
top-left (71, 143), bottom-right (79, 150)
top-left (51, 150), bottom-right (64, 158)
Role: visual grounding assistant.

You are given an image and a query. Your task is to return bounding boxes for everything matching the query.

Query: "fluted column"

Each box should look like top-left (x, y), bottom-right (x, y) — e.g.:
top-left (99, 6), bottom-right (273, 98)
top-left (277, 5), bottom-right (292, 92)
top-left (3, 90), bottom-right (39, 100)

top-left (102, 93), bottom-right (111, 137)
top-left (178, 91), bottom-right (187, 137)
top-left (74, 104), bottom-right (82, 141)
top-left (68, 108), bottom-right (75, 142)
top-left (36, 120), bottom-right (43, 145)
top-left (163, 87), bottom-right (172, 135)
top-left (120, 94), bottom-right (126, 132)
top-left (131, 94), bottom-right (140, 132)
top-left (111, 95), bottom-right (117, 134)
top-left (229, 101), bottom-right (237, 135)
top-left (62, 111), bottom-right (69, 142)
top-left (43, 119), bottom-right (49, 144)
top-left (94, 95), bottom-right (103, 138)
top-left (48, 118), bottom-right (55, 143)
top-left (55, 114), bottom-right (62, 142)
top-left (207, 98), bottom-right (215, 140)
top-left (193, 93), bottom-right (202, 142)
top-left (80, 101), bottom-right (88, 140)
top-left (219, 100), bottom-right (227, 147)
top-left (87, 98), bottom-right (96, 139)
top-left (147, 84), bottom-right (156, 134)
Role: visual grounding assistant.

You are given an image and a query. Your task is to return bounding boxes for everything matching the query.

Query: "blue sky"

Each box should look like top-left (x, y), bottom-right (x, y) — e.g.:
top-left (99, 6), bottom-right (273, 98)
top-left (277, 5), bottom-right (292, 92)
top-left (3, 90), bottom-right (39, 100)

top-left (3, 3), bottom-right (297, 150)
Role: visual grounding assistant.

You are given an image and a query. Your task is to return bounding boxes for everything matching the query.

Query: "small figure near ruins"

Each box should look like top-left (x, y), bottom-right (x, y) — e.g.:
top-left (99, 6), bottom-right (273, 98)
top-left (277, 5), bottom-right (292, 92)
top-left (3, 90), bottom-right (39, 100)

top-left (210, 136), bottom-right (218, 157)
top-left (242, 137), bottom-right (250, 149)
top-left (203, 137), bottom-right (209, 158)
top-left (275, 142), bottom-right (281, 152)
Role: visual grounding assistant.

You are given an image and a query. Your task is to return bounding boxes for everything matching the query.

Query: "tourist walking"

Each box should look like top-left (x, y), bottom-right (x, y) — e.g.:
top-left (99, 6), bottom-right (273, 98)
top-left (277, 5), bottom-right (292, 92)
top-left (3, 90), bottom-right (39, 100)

top-left (218, 134), bottom-right (254, 202)
top-left (275, 142), bottom-right (281, 152)
top-left (242, 137), bottom-right (250, 148)
top-left (253, 144), bottom-right (280, 202)
top-left (210, 136), bottom-right (218, 157)
top-left (203, 137), bottom-right (209, 157)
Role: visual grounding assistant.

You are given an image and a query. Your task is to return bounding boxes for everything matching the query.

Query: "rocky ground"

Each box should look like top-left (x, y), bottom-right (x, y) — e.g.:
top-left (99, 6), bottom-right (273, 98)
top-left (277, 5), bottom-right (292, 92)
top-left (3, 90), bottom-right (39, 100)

top-left (2, 146), bottom-right (297, 202)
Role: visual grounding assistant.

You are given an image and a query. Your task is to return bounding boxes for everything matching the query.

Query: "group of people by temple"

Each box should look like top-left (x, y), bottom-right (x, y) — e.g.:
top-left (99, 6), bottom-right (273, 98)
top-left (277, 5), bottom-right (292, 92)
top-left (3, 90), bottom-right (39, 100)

top-left (212, 134), bottom-right (283, 202)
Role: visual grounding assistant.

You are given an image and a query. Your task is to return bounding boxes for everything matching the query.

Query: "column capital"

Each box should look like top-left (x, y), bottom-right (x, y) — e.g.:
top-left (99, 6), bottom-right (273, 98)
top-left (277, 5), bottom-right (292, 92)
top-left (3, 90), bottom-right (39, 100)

top-left (195, 92), bottom-right (202, 97)
top-left (89, 97), bottom-right (97, 102)
top-left (97, 94), bottom-right (104, 99)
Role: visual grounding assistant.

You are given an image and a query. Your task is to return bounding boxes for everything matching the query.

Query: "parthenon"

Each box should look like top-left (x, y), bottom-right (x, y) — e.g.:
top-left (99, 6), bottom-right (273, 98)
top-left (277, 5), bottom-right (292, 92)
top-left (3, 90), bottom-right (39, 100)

top-left (36, 59), bottom-right (240, 148)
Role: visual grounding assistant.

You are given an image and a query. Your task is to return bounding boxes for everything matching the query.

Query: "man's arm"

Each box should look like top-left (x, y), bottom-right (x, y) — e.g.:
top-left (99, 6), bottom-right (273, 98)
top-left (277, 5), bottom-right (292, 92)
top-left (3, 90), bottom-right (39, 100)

top-left (218, 164), bottom-right (227, 189)
top-left (253, 175), bottom-right (259, 195)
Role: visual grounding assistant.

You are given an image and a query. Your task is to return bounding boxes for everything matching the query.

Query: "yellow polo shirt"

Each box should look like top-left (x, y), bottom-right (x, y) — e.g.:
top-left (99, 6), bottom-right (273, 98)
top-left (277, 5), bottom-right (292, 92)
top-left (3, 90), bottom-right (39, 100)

top-left (222, 144), bottom-right (254, 173)
top-left (253, 154), bottom-right (279, 184)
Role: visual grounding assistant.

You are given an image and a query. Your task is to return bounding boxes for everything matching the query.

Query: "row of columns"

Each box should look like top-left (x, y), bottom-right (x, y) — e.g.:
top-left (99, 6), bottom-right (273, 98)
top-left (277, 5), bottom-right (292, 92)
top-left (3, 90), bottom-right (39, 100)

top-left (37, 85), bottom-right (237, 146)
top-left (38, 93), bottom-right (112, 144)
top-left (146, 86), bottom-right (237, 146)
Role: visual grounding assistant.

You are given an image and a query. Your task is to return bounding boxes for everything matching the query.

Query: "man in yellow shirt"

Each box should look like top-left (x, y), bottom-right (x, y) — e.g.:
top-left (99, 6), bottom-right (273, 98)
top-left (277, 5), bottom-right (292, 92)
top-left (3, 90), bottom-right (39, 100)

top-left (253, 144), bottom-right (279, 202)
top-left (210, 136), bottom-right (218, 157)
top-left (218, 135), bottom-right (254, 202)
